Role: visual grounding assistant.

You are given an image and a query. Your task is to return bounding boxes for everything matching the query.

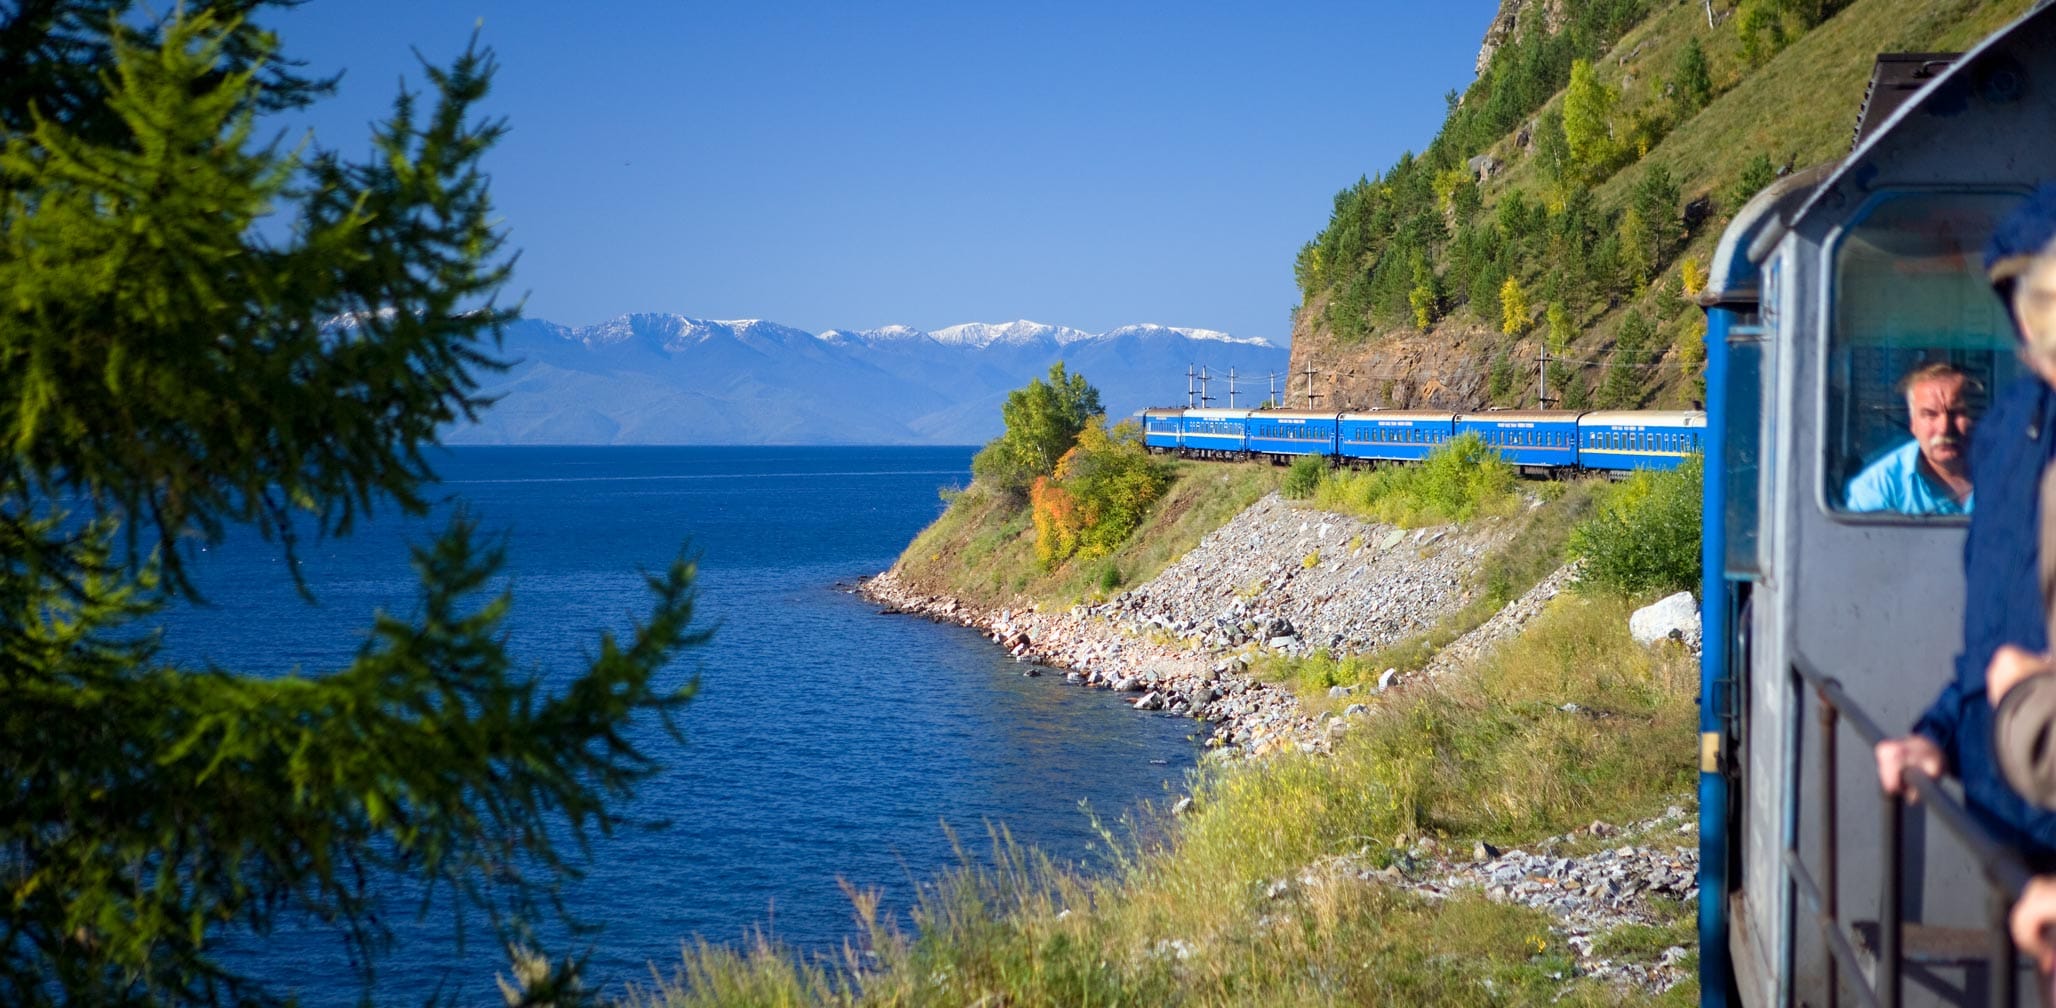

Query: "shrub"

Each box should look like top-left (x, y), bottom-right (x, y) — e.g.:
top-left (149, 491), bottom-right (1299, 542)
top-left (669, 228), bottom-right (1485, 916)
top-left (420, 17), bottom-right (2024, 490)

top-left (1030, 420), bottom-right (1170, 567)
top-left (1570, 455), bottom-right (1703, 597)
top-left (1097, 563), bottom-right (1124, 594)
top-left (1311, 434), bottom-right (1519, 527)
top-left (1282, 454), bottom-right (1326, 499)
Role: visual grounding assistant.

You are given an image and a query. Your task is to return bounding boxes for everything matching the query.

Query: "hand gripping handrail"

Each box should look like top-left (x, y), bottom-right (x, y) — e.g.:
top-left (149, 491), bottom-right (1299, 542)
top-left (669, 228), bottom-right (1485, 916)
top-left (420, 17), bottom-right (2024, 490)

top-left (1788, 651), bottom-right (2037, 1008)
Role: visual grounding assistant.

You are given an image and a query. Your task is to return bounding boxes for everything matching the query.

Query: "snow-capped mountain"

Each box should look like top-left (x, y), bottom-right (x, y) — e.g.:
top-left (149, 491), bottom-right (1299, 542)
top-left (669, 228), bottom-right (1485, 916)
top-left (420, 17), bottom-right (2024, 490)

top-left (444, 313), bottom-right (1289, 445)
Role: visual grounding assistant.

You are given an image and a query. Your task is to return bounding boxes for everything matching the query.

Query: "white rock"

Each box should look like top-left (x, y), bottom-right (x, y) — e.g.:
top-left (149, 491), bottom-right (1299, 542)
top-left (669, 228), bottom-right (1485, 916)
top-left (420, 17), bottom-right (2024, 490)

top-left (1629, 591), bottom-right (1700, 648)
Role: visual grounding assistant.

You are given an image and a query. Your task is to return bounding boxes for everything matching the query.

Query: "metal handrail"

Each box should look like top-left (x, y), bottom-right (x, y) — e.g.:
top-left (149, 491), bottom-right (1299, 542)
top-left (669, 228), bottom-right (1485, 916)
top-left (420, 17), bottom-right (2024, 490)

top-left (1789, 651), bottom-right (2038, 1008)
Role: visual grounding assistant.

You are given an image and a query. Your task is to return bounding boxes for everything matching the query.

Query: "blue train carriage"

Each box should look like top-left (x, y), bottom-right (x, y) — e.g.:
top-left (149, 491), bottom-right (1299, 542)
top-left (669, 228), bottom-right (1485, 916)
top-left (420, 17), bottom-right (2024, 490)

top-left (1141, 407), bottom-right (1184, 454)
top-left (1178, 408), bottom-right (1251, 460)
top-left (1244, 409), bottom-right (1339, 463)
top-left (1575, 410), bottom-right (1707, 473)
top-left (1452, 410), bottom-right (1579, 474)
top-left (1335, 410), bottom-right (1456, 465)
top-left (1699, 11), bottom-right (2056, 1007)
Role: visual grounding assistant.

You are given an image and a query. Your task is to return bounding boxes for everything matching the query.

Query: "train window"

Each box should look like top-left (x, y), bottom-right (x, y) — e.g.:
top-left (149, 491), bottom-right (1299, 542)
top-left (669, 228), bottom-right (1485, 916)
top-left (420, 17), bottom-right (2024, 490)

top-left (1825, 190), bottom-right (2025, 518)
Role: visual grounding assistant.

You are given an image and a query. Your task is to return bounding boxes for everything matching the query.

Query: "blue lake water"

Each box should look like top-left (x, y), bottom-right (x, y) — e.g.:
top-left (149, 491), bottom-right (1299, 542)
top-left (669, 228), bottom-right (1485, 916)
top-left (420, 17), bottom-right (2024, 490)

top-left (160, 446), bottom-right (1199, 1003)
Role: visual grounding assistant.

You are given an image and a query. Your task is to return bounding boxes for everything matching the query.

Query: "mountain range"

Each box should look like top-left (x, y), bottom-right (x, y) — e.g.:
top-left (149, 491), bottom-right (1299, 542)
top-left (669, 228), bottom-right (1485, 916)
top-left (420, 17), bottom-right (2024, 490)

top-left (444, 314), bottom-right (1292, 445)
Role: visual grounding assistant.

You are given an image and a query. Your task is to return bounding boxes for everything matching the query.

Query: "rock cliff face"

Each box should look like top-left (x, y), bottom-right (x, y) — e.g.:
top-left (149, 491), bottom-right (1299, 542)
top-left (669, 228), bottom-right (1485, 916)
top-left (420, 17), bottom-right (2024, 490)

top-left (1474, 0), bottom-right (1525, 75)
top-left (1285, 295), bottom-right (1543, 411)
top-left (1473, 0), bottom-right (1571, 76)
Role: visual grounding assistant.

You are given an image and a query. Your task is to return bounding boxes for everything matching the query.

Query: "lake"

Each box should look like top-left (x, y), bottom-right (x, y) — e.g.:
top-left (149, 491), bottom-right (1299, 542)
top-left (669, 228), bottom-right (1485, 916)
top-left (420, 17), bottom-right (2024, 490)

top-left (161, 445), bottom-right (1199, 1003)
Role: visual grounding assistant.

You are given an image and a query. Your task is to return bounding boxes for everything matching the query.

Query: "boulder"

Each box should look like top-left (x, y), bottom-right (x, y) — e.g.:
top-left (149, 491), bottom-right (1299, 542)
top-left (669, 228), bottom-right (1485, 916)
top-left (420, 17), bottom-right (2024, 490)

top-left (1629, 591), bottom-right (1701, 649)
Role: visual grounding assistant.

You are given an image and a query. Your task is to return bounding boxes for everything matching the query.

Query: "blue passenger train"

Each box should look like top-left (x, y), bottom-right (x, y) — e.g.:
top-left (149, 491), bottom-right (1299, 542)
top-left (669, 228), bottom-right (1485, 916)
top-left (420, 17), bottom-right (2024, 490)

top-left (1140, 405), bottom-right (1704, 476)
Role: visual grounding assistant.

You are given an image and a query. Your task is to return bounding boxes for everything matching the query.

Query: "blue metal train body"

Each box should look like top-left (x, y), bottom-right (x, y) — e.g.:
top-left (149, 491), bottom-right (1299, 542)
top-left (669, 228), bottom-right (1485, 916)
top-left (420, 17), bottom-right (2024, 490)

top-left (1140, 405), bottom-right (1704, 475)
top-left (1338, 410), bottom-right (1453, 463)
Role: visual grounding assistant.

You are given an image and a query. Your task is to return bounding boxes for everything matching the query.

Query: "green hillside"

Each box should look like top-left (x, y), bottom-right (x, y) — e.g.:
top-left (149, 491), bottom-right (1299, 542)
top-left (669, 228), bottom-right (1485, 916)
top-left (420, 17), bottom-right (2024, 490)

top-left (1292, 0), bottom-right (2038, 411)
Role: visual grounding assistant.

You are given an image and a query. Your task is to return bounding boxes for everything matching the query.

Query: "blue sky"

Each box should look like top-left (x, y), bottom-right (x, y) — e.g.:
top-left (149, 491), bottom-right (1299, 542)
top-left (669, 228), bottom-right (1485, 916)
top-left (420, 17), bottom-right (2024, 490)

top-left (271, 1), bottom-right (1500, 344)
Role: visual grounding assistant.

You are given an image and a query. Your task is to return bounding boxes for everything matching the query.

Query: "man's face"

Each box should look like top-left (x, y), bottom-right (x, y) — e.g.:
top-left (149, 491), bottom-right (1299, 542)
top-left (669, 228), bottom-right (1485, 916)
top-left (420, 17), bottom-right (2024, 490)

top-left (1907, 374), bottom-right (1973, 471)
top-left (2014, 252), bottom-right (2056, 382)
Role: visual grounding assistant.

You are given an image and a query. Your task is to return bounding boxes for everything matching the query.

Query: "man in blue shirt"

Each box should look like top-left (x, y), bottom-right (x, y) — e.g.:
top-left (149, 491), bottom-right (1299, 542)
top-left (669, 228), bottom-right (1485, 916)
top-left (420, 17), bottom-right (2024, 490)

top-left (1876, 187), bottom-right (2056, 867)
top-left (1843, 361), bottom-right (1976, 515)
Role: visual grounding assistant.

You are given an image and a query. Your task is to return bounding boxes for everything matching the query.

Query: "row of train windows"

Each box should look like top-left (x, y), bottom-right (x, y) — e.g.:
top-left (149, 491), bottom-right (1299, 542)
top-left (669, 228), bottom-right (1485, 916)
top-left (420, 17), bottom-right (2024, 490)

top-left (1349, 428), bottom-right (1443, 444)
top-left (1586, 430), bottom-right (1697, 452)
top-left (1481, 429), bottom-right (1572, 448)
top-left (1253, 427), bottom-right (1327, 440)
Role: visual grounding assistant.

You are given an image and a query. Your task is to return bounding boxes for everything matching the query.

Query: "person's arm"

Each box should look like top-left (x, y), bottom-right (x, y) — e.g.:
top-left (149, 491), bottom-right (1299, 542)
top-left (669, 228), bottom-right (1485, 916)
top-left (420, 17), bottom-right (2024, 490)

top-left (1878, 676), bottom-right (1970, 801)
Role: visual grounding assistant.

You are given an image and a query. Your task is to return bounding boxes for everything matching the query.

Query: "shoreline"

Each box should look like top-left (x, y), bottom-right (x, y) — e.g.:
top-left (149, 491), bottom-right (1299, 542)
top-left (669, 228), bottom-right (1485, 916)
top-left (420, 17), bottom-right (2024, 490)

top-left (859, 566), bottom-right (1318, 761)
top-left (854, 493), bottom-right (1573, 762)
top-left (855, 492), bottom-right (1697, 992)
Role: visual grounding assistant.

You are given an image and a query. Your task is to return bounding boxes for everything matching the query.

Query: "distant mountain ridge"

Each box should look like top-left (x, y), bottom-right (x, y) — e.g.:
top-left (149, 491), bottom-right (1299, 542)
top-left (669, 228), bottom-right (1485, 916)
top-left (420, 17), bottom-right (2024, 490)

top-left (444, 313), bottom-right (1290, 446)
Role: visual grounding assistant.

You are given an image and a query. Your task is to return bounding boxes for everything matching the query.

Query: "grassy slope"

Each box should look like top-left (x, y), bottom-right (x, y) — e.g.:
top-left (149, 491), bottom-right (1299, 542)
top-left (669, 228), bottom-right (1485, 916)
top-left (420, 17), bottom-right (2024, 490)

top-left (1310, 0), bottom-right (2037, 408)
top-left (890, 459), bottom-right (1284, 611)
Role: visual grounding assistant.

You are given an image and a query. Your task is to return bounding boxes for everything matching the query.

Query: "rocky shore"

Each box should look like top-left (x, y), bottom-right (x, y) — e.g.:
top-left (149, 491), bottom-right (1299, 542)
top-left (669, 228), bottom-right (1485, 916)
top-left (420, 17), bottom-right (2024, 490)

top-left (860, 490), bottom-right (1700, 993)
top-left (861, 494), bottom-right (1566, 759)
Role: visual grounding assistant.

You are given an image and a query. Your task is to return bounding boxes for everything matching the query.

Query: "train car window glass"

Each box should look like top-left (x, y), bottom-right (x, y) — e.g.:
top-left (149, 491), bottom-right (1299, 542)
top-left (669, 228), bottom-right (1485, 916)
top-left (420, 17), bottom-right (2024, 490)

top-left (1825, 190), bottom-right (2024, 519)
top-left (1723, 309), bottom-right (1765, 576)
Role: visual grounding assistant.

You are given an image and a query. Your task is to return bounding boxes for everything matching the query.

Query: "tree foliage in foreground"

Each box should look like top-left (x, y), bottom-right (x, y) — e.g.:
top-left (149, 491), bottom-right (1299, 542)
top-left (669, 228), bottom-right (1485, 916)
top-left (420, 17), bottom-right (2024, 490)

top-left (971, 363), bottom-right (1103, 497)
top-left (0, 5), bottom-right (703, 1005)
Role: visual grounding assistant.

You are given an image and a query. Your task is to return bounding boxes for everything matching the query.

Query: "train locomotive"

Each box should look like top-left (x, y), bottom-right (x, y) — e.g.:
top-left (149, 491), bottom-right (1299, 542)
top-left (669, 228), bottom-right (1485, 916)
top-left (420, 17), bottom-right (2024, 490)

top-left (1140, 404), bottom-right (1705, 476)
top-left (1698, 6), bottom-right (2056, 1006)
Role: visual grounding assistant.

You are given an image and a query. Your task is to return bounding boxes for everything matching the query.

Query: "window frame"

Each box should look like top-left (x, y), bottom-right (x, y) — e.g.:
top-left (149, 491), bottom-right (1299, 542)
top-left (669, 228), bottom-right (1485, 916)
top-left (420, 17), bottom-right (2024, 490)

top-left (1816, 185), bottom-right (2025, 526)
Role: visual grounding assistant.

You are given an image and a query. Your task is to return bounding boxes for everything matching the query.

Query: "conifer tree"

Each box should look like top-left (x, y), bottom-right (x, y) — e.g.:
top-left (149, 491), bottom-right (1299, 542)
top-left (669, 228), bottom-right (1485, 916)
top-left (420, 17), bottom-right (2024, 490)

top-left (0, 5), bottom-right (704, 1004)
top-left (1671, 38), bottom-right (1714, 116)
top-left (1599, 309), bottom-right (1656, 408)
top-left (1486, 351), bottom-right (1516, 405)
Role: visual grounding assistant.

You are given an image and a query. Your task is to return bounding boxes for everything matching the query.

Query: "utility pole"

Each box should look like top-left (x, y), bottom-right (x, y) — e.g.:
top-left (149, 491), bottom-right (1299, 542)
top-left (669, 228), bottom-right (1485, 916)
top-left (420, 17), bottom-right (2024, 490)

top-left (1538, 344), bottom-right (1550, 408)
top-left (1198, 366), bottom-right (1215, 408)
top-left (1185, 364), bottom-right (1197, 408)
top-left (1301, 366), bottom-right (1320, 410)
top-left (1268, 371), bottom-right (1282, 407)
top-left (1227, 368), bottom-right (1239, 408)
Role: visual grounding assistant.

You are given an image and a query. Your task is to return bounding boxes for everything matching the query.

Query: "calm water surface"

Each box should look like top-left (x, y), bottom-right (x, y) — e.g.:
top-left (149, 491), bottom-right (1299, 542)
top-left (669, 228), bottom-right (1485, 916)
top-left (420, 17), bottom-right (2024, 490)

top-left (162, 446), bottom-right (1198, 1003)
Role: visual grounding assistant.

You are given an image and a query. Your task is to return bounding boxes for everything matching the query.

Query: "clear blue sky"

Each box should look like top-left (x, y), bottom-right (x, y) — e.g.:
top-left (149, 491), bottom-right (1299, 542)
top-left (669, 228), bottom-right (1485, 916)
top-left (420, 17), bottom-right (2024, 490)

top-left (271, 1), bottom-right (1500, 344)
